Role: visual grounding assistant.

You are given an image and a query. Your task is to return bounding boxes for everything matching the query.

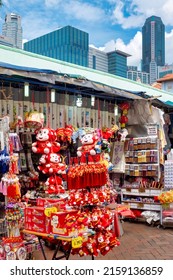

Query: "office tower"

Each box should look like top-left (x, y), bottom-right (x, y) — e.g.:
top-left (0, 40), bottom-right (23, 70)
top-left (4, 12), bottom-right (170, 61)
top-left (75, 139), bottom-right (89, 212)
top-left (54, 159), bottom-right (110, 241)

top-left (0, 35), bottom-right (13, 47)
top-left (107, 50), bottom-right (130, 78)
top-left (142, 15), bottom-right (165, 84)
top-left (88, 47), bottom-right (130, 78)
top-left (89, 47), bottom-right (108, 72)
top-left (127, 66), bottom-right (150, 84)
top-left (2, 13), bottom-right (23, 49)
top-left (24, 26), bottom-right (89, 67)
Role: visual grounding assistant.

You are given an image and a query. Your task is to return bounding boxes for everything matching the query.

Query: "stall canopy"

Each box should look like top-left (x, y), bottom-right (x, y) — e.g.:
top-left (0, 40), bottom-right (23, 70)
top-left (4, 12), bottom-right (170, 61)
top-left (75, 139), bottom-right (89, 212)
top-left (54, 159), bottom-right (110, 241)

top-left (0, 61), bottom-right (147, 102)
top-left (0, 43), bottom-right (173, 107)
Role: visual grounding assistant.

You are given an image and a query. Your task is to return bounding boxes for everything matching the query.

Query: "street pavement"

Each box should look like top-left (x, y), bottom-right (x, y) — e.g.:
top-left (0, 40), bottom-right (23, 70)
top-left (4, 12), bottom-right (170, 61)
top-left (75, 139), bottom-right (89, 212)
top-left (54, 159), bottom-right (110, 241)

top-left (33, 221), bottom-right (173, 260)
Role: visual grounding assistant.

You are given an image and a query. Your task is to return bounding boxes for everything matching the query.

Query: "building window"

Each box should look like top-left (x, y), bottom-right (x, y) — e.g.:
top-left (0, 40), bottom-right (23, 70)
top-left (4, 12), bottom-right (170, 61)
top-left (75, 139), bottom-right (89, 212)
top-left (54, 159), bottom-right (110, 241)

top-left (93, 55), bottom-right (96, 69)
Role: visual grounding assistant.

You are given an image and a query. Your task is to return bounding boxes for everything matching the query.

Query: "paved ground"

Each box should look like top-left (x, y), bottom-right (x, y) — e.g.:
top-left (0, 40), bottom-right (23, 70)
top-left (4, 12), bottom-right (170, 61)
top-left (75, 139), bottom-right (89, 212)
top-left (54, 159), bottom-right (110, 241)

top-left (33, 221), bottom-right (173, 260)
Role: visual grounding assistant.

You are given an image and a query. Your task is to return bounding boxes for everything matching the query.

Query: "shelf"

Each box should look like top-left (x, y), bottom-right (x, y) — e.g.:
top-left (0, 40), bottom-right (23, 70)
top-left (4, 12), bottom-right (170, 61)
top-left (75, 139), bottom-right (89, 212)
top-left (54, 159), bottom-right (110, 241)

top-left (122, 191), bottom-right (155, 197)
top-left (122, 200), bottom-right (160, 205)
top-left (122, 201), bottom-right (161, 211)
top-left (121, 188), bottom-right (162, 196)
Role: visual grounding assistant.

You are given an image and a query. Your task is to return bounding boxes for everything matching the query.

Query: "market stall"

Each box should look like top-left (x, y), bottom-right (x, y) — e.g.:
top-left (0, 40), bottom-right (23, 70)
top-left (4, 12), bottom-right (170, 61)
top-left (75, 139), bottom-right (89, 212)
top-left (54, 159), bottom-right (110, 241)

top-left (0, 60), bottom-right (172, 260)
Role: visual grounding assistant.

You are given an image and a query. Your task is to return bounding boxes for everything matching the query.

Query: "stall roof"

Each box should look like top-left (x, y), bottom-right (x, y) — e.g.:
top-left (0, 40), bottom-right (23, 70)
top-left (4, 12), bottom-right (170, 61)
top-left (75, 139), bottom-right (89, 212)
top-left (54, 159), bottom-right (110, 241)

top-left (0, 61), bottom-right (146, 101)
top-left (0, 45), bottom-right (173, 106)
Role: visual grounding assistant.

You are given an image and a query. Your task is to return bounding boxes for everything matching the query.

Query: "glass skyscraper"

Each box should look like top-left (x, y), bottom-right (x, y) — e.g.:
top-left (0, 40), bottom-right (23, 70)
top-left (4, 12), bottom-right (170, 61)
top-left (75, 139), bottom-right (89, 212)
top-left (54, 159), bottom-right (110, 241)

top-left (142, 15), bottom-right (165, 84)
top-left (2, 13), bottom-right (23, 49)
top-left (107, 50), bottom-right (130, 78)
top-left (24, 26), bottom-right (89, 67)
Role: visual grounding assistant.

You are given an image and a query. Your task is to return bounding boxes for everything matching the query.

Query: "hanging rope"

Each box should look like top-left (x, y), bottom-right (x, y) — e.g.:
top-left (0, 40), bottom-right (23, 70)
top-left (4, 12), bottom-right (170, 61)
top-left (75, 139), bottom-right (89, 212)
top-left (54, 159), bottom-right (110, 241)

top-left (32, 90), bottom-right (35, 111)
top-left (46, 87), bottom-right (50, 128)
top-left (98, 98), bottom-right (101, 128)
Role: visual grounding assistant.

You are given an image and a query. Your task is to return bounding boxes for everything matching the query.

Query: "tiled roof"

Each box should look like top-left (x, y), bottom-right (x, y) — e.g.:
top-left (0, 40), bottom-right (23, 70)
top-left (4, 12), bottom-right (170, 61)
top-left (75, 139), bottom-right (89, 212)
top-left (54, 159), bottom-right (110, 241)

top-left (151, 82), bottom-right (162, 89)
top-left (157, 74), bottom-right (173, 82)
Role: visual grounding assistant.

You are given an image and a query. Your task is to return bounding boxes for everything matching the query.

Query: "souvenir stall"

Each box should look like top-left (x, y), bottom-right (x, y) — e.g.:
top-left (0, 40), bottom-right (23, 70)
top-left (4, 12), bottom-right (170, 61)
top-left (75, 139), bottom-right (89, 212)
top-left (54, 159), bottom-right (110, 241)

top-left (0, 63), bottom-right (171, 260)
top-left (0, 82), bottom-right (124, 260)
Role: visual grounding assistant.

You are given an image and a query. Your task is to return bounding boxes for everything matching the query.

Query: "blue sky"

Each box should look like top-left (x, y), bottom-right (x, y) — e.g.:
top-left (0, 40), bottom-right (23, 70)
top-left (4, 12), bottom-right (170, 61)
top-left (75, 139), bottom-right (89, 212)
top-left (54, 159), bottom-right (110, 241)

top-left (0, 0), bottom-right (173, 68)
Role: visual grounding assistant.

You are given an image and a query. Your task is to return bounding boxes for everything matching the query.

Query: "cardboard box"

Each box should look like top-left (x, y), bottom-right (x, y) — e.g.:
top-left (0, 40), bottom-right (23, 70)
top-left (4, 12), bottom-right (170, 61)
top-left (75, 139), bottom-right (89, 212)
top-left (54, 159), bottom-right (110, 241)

top-left (50, 210), bottom-right (85, 237)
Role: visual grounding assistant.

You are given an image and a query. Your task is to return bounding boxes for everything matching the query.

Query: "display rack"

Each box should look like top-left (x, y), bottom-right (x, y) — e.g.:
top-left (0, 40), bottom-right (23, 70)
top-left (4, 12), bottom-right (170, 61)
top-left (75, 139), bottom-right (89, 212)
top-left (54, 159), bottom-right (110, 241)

top-left (121, 187), bottom-right (162, 213)
top-left (121, 124), bottom-right (163, 223)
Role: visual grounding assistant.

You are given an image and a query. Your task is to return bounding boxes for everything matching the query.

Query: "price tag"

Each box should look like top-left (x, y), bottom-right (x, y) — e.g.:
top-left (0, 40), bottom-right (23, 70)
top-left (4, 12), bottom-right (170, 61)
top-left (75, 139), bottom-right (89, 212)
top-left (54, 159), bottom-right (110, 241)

top-left (139, 188), bottom-right (145, 193)
top-left (147, 125), bottom-right (157, 136)
top-left (71, 236), bottom-right (83, 248)
top-left (126, 188), bottom-right (131, 192)
top-left (44, 207), bottom-right (57, 217)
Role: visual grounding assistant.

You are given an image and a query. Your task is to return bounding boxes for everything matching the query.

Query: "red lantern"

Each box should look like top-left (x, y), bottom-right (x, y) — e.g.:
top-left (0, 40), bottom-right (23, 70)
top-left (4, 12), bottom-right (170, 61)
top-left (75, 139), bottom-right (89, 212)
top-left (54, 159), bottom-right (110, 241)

top-left (119, 102), bottom-right (130, 111)
top-left (119, 102), bottom-right (130, 115)
top-left (119, 115), bottom-right (128, 128)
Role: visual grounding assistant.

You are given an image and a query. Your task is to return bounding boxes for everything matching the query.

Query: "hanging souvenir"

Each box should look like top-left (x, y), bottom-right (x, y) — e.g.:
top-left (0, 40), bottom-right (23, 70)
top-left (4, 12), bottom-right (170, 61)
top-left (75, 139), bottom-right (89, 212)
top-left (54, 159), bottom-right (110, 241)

top-left (24, 111), bottom-right (44, 130)
top-left (119, 102), bottom-right (130, 128)
top-left (2, 173), bottom-right (21, 199)
top-left (0, 146), bottom-right (10, 174)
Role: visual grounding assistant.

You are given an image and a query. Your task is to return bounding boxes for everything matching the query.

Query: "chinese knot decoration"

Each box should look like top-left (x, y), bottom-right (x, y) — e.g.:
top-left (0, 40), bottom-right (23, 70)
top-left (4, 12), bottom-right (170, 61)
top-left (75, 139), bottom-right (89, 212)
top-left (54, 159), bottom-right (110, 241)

top-left (118, 102), bottom-right (130, 128)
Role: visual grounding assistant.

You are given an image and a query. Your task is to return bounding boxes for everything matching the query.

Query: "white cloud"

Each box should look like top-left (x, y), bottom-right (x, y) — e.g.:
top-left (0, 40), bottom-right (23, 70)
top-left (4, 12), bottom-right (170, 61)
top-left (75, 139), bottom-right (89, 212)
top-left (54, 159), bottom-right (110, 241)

top-left (63, 0), bottom-right (105, 22)
top-left (44, 0), bottom-right (105, 22)
top-left (22, 11), bottom-right (56, 40)
top-left (97, 28), bottom-right (173, 67)
top-left (111, 0), bottom-right (173, 28)
top-left (98, 31), bottom-right (142, 67)
top-left (165, 30), bottom-right (173, 64)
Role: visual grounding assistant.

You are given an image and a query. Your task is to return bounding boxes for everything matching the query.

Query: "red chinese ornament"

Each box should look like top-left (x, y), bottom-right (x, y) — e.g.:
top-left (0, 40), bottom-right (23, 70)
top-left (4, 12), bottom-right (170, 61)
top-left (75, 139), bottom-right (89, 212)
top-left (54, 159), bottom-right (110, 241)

top-left (119, 102), bottom-right (130, 128)
top-left (119, 115), bottom-right (128, 128)
top-left (119, 102), bottom-right (130, 115)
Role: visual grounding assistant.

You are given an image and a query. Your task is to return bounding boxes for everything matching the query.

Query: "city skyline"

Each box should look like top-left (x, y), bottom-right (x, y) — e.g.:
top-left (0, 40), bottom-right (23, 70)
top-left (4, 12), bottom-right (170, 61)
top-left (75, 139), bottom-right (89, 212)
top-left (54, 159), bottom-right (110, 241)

top-left (0, 0), bottom-right (173, 67)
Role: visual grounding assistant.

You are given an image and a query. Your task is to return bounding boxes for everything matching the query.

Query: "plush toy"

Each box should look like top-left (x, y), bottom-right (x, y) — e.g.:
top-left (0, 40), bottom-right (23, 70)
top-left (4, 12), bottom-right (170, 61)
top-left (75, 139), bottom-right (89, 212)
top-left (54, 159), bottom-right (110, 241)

top-left (101, 127), bottom-right (113, 140)
top-left (86, 236), bottom-right (98, 257)
top-left (64, 125), bottom-right (74, 142)
top-left (45, 175), bottom-right (65, 194)
top-left (32, 127), bottom-right (60, 154)
top-left (76, 211), bottom-right (89, 226)
top-left (41, 153), bottom-right (67, 175)
top-left (45, 175), bottom-right (62, 186)
top-left (56, 128), bottom-right (65, 142)
top-left (96, 232), bottom-right (110, 256)
top-left (45, 176), bottom-right (65, 194)
top-left (105, 231), bottom-right (120, 249)
top-left (118, 128), bottom-right (128, 141)
top-left (101, 152), bottom-right (114, 172)
top-left (72, 192), bottom-right (84, 206)
top-left (101, 139), bottom-right (111, 153)
top-left (91, 210), bottom-right (101, 229)
top-left (37, 154), bottom-right (47, 172)
top-left (98, 190), bottom-right (107, 203)
top-left (77, 131), bottom-right (99, 157)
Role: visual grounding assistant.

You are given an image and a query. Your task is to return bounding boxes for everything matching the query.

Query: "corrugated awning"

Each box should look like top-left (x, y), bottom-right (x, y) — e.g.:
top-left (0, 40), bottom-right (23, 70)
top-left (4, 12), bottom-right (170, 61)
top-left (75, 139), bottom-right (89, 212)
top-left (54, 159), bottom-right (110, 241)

top-left (1, 61), bottom-right (173, 106)
top-left (0, 62), bottom-right (146, 101)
